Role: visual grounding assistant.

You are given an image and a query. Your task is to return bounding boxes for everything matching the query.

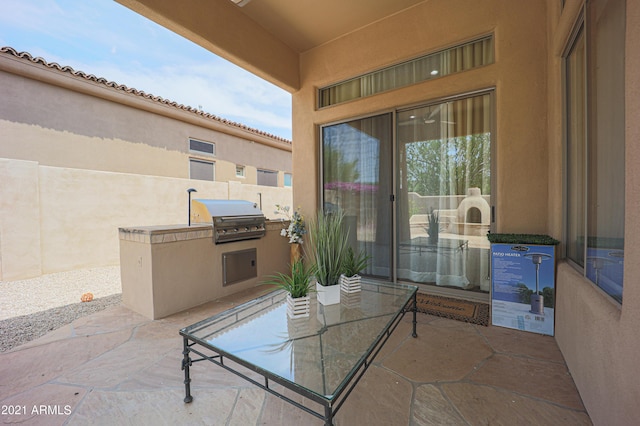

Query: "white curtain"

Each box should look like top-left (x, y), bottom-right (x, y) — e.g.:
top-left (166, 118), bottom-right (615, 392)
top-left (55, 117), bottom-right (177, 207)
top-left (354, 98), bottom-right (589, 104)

top-left (322, 114), bottom-right (392, 279)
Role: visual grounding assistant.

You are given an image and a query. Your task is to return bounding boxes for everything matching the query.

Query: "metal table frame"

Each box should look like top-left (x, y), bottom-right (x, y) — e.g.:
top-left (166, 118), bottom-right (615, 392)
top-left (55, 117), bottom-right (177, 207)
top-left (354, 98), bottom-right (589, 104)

top-left (180, 284), bottom-right (417, 426)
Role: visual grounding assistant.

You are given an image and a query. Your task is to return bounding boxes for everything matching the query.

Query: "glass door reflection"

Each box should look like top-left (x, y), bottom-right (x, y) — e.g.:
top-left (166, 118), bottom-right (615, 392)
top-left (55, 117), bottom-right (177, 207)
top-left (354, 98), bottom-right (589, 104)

top-left (396, 94), bottom-right (493, 296)
top-left (321, 114), bottom-right (393, 280)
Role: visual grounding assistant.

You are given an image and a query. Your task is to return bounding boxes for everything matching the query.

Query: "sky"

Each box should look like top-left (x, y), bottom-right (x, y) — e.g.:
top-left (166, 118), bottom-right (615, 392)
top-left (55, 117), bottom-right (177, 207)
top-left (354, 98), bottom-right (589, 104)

top-left (0, 0), bottom-right (293, 140)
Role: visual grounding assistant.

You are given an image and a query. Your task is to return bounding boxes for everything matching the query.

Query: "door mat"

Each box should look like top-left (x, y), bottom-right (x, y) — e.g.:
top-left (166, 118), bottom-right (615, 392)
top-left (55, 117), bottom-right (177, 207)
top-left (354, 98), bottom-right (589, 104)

top-left (415, 293), bottom-right (490, 326)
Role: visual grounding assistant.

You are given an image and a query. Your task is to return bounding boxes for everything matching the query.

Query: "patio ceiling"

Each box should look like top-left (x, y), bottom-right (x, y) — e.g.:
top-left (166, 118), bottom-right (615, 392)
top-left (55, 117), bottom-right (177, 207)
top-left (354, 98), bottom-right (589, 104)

top-left (116, 0), bottom-right (424, 92)
top-left (221, 0), bottom-right (424, 53)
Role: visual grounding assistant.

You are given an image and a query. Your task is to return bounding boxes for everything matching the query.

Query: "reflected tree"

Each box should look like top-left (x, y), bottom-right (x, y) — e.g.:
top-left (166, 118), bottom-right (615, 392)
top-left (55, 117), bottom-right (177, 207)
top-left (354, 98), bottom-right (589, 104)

top-left (323, 145), bottom-right (360, 184)
top-left (405, 133), bottom-right (491, 196)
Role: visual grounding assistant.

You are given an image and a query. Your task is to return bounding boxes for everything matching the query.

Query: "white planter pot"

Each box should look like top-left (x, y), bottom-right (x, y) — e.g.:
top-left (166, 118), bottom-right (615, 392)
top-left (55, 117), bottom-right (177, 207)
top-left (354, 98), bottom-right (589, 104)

top-left (316, 282), bottom-right (341, 305)
top-left (286, 294), bottom-right (310, 318)
top-left (340, 274), bottom-right (361, 294)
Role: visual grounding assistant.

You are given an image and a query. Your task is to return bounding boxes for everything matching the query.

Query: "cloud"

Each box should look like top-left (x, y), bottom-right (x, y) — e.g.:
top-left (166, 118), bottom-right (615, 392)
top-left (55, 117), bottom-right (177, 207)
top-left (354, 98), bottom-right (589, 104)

top-left (73, 60), bottom-right (292, 137)
top-left (1, 0), bottom-right (292, 139)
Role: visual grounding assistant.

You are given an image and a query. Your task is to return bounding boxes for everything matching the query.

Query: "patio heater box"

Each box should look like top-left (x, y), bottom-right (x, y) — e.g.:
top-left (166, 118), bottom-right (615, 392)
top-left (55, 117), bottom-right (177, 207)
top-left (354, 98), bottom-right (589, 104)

top-left (488, 234), bottom-right (559, 336)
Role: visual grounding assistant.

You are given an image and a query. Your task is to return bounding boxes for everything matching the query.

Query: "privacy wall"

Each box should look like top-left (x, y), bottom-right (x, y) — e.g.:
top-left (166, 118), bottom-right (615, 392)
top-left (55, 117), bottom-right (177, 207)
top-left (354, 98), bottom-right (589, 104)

top-left (0, 158), bottom-right (291, 280)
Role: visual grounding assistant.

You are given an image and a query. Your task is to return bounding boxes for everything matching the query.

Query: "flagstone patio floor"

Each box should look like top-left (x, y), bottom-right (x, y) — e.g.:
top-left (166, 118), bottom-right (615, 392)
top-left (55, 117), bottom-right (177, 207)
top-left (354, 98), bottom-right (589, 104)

top-left (0, 286), bottom-right (591, 425)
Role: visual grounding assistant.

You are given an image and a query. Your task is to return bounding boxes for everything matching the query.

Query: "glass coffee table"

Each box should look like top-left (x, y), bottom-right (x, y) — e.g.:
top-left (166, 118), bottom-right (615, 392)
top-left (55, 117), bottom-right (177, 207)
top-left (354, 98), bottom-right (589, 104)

top-left (180, 281), bottom-right (417, 426)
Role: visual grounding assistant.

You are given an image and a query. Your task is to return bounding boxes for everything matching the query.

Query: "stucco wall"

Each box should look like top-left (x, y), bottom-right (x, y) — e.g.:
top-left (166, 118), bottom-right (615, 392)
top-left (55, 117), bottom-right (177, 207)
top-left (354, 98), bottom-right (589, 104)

top-left (0, 159), bottom-right (42, 279)
top-left (293, 0), bottom-right (549, 234)
top-left (552, 1), bottom-right (640, 424)
top-left (119, 222), bottom-right (289, 319)
top-left (0, 158), bottom-right (292, 281)
top-left (0, 53), bottom-right (292, 184)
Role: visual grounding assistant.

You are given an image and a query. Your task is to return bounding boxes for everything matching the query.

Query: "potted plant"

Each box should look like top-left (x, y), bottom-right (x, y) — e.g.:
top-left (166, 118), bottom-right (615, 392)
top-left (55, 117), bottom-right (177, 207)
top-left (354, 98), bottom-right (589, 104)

top-left (308, 210), bottom-right (349, 305)
top-left (340, 246), bottom-right (370, 294)
top-left (263, 259), bottom-right (314, 318)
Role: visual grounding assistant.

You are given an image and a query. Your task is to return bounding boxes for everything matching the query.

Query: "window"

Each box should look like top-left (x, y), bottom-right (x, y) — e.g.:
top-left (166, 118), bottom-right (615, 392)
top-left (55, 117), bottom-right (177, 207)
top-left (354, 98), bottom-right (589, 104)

top-left (319, 35), bottom-right (494, 108)
top-left (257, 169), bottom-right (278, 187)
top-left (565, 22), bottom-right (586, 268)
top-left (189, 138), bottom-right (215, 156)
top-left (284, 173), bottom-right (292, 187)
top-left (564, 0), bottom-right (625, 303)
top-left (236, 165), bottom-right (245, 177)
top-left (190, 159), bottom-right (215, 181)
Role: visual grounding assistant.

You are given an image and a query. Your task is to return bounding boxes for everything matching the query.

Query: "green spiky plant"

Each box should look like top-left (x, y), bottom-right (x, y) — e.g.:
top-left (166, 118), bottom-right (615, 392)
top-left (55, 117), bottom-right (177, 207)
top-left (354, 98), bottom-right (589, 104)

top-left (308, 210), bottom-right (349, 287)
top-left (263, 259), bottom-right (314, 298)
top-left (342, 246), bottom-right (370, 278)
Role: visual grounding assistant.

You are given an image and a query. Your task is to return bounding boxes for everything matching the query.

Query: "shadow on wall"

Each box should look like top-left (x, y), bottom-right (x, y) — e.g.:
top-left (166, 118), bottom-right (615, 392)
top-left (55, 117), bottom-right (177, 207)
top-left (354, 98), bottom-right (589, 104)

top-left (0, 158), bottom-right (292, 281)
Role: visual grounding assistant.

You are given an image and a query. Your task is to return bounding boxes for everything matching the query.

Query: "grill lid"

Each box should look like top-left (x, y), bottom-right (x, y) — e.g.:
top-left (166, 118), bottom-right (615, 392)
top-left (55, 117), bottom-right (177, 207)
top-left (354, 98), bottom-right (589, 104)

top-left (191, 199), bottom-right (263, 220)
top-left (191, 199), bottom-right (266, 244)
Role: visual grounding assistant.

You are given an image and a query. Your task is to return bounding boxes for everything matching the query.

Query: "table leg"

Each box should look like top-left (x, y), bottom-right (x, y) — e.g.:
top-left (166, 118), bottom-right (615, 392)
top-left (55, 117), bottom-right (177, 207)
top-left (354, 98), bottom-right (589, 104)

top-left (412, 292), bottom-right (418, 338)
top-left (324, 404), bottom-right (333, 426)
top-left (182, 337), bottom-right (193, 403)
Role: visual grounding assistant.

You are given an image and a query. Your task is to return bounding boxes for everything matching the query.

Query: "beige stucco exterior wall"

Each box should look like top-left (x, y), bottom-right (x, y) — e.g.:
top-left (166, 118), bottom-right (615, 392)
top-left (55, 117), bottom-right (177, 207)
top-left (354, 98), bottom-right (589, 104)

top-left (0, 159), bottom-right (42, 279)
top-left (0, 53), bottom-right (292, 183)
top-left (0, 158), bottom-right (292, 280)
top-left (293, 0), bottom-right (549, 234)
top-left (550, 1), bottom-right (640, 424)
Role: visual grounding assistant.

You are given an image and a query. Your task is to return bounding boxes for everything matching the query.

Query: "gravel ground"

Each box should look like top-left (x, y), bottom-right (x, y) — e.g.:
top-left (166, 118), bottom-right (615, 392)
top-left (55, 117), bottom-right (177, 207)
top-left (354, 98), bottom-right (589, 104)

top-left (0, 266), bottom-right (122, 352)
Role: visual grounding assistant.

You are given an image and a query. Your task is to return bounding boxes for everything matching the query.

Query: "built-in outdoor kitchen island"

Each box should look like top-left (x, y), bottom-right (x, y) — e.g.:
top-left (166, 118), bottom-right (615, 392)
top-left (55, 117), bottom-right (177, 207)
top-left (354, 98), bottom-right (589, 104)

top-left (118, 200), bottom-right (289, 320)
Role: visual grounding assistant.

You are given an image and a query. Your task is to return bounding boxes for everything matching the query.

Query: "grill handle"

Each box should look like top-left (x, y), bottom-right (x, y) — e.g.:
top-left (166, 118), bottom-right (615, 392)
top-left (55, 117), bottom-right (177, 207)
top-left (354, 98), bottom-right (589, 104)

top-left (215, 215), bottom-right (264, 223)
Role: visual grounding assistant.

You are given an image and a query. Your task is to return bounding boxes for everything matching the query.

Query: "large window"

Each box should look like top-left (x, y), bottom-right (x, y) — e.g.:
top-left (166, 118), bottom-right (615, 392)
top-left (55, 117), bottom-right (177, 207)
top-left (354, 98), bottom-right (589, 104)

top-left (564, 0), bottom-right (625, 303)
top-left (319, 36), bottom-right (494, 108)
top-left (565, 24), bottom-right (586, 268)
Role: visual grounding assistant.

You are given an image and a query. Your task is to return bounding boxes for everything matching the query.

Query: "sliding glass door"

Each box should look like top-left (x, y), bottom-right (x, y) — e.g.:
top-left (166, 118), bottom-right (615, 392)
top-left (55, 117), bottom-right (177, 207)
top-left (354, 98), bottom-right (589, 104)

top-left (321, 92), bottom-right (493, 297)
top-left (396, 93), bottom-right (493, 295)
top-left (321, 114), bottom-right (393, 279)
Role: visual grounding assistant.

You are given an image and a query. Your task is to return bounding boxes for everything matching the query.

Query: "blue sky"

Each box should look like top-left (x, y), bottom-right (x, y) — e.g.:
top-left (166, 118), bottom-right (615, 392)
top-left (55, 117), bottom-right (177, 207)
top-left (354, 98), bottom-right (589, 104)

top-left (0, 0), bottom-right (292, 140)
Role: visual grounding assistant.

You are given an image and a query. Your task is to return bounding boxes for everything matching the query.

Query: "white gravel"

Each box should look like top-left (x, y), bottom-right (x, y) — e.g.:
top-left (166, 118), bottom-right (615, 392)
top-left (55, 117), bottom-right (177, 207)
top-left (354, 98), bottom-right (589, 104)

top-left (0, 266), bottom-right (123, 352)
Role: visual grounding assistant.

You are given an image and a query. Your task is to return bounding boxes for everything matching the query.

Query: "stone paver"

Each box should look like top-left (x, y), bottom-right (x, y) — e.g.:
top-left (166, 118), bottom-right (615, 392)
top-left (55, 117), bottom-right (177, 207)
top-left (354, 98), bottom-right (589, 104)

top-left (477, 324), bottom-right (566, 362)
top-left (442, 382), bottom-right (591, 426)
top-left (469, 353), bottom-right (585, 410)
top-left (382, 319), bottom-right (493, 382)
top-left (337, 365), bottom-right (413, 425)
top-left (0, 288), bottom-right (591, 425)
top-left (412, 384), bottom-right (468, 425)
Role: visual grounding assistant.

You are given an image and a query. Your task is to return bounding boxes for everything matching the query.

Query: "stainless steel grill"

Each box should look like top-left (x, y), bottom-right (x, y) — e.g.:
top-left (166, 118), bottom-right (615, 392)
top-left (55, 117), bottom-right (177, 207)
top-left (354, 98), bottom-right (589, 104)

top-left (191, 199), bottom-right (266, 244)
